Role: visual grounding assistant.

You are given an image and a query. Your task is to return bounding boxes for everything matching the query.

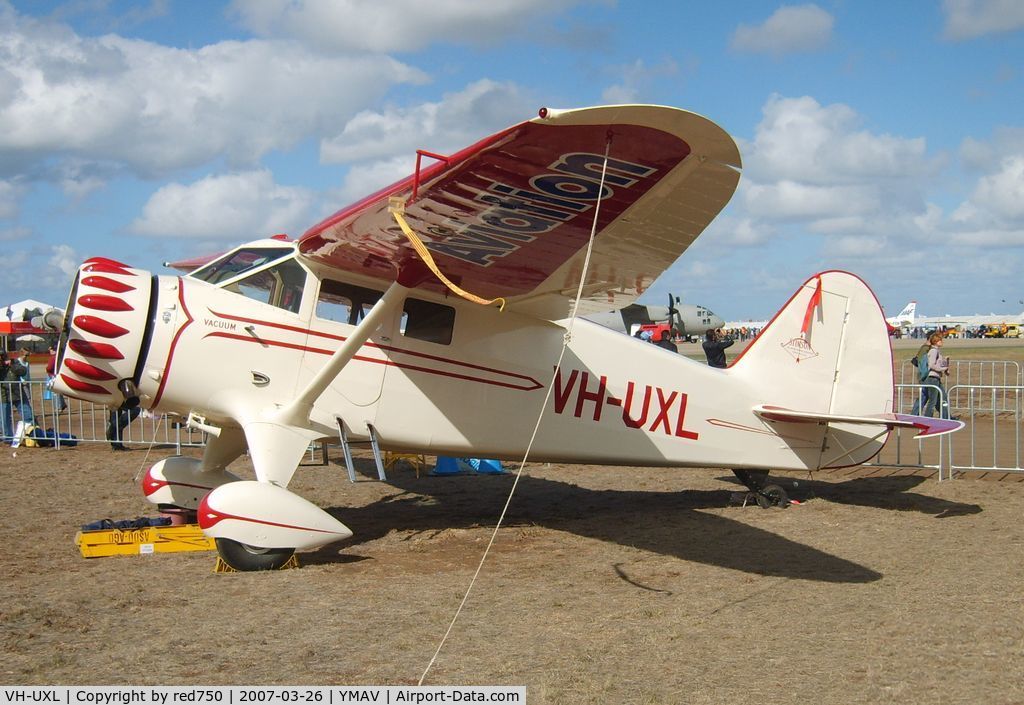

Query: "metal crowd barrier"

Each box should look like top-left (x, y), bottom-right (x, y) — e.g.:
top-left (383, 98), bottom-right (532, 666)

top-left (5, 379), bottom-right (1023, 479)
top-left (947, 384), bottom-right (1023, 475)
top-left (1, 380), bottom-right (206, 452)
top-left (899, 359), bottom-right (1022, 413)
top-left (873, 381), bottom-right (1023, 478)
top-left (875, 383), bottom-right (953, 479)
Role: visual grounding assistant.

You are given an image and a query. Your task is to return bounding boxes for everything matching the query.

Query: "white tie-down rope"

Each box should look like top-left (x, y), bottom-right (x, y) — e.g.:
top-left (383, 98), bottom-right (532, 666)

top-left (132, 411), bottom-right (176, 483)
top-left (419, 136), bottom-right (614, 685)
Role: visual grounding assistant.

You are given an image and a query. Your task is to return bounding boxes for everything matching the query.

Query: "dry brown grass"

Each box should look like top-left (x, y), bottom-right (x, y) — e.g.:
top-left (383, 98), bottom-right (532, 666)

top-left (2, 441), bottom-right (1023, 704)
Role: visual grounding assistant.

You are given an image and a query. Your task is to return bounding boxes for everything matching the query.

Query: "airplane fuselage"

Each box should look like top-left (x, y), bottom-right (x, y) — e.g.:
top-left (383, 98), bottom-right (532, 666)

top-left (74, 251), bottom-right (863, 475)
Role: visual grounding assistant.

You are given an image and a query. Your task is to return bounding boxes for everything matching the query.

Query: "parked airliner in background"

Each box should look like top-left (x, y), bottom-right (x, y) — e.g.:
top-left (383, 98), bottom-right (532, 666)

top-left (886, 301), bottom-right (917, 328)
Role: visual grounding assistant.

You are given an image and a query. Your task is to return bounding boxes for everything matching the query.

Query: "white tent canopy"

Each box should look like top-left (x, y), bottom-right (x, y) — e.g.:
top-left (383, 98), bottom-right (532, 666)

top-left (3, 299), bottom-right (54, 322)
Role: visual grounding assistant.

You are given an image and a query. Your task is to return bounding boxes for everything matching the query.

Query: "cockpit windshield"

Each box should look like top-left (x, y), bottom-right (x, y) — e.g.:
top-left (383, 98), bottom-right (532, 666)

top-left (189, 247), bottom-right (294, 285)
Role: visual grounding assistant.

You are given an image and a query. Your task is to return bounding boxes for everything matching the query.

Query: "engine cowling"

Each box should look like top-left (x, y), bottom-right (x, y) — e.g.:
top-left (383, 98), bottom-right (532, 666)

top-left (52, 258), bottom-right (154, 407)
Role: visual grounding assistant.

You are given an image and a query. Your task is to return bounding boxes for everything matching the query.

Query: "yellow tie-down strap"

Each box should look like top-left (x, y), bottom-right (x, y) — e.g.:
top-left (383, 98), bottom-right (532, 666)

top-left (389, 197), bottom-right (505, 311)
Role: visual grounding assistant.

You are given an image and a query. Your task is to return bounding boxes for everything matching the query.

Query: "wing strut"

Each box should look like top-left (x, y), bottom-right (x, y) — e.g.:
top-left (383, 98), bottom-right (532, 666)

top-left (275, 280), bottom-right (410, 427)
top-left (388, 197), bottom-right (506, 310)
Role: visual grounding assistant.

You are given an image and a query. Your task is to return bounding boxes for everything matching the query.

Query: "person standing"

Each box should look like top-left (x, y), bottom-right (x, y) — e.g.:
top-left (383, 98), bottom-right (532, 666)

top-left (702, 328), bottom-right (734, 368)
top-left (655, 329), bottom-right (678, 353)
top-left (1, 351), bottom-right (28, 443)
top-left (45, 345), bottom-right (67, 412)
top-left (909, 336), bottom-right (934, 415)
top-left (106, 401), bottom-right (141, 451)
top-left (922, 333), bottom-right (950, 419)
top-left (14, 348), bottom-right (35, 430)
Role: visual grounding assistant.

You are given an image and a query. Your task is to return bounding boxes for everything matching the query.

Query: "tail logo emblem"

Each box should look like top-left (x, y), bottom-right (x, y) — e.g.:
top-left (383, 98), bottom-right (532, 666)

top-left (782, 337), bottom-right (819, 362)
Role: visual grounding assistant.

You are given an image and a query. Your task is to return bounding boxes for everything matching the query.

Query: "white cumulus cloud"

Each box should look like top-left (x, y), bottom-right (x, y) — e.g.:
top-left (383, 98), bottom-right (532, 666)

top-left (971, 156), bottom-right (1024, 221)
top-left (0, 224), bottom-right (29, 241)
top-left (744, 95), bottom-right (933, 185)
top-left (942, 0), bottom-right (1024, 40)
top-left (228, 0), bottom-right (584, 53)
top-left (130, 170), bottom-right (315, 240)
top-left (0, 10), bottom-right (427, 179)
top-left (744, 181), bottom-right (880, 220)
top-left (320, 79), bottom-right (535, 205)
top-left (321, 79), bottom-right (532, 164)
top-left (826, 235), bottom-right (887, 257)
top-left (959, 127), bottom-right (1024, 171)
top-left (49, 243), bottom-right (80, 276)
top-left (600, 58), bottom-right (679, 104)
top-left (731, 4), bottom-right (834, 56)
top-left (0, 178), bottom-right (25, 218)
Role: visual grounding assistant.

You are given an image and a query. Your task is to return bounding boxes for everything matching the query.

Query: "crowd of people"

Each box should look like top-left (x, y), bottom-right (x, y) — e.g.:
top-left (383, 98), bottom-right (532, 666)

top-left (899, 324), bottom-right (1015, 339)
top-left (1, 344), bottom-right (139, 449)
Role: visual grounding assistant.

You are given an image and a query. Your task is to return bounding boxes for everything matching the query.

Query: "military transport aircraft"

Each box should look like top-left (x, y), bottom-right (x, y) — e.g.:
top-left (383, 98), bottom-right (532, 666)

top-left (584, 295), bottom-right (724, 341)
top-left (42, 105), bottom-right (963, 571)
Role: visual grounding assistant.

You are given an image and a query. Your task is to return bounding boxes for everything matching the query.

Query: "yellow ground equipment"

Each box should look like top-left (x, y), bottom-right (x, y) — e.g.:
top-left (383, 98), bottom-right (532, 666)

top-left (75, 523), bottom-right (215, 558)
top-left (214, 554), bottom-right (301, 573)
top-left (384, 451), bottom-right (429, 477)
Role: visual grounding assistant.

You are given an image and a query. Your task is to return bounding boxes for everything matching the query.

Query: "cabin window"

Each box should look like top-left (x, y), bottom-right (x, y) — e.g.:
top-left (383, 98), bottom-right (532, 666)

top-left (191, 247), bottom-right (293, 285)
top-left (228, 259), bottom-right (306, 313)
top-left (316, 280), bottom-right (383, 325)
top-left (400, 298), bottom-right (455, 345)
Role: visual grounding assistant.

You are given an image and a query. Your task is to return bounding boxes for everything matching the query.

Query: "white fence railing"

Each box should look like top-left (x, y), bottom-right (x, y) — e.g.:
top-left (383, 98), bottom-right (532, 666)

top-left (4, 378), bottom-right (1023, 477)
top-left (899, 359), bottom-right (1022, 413)
top-left (1, 380), bottom-right (206, 451)
top-left (947, 384), bottom-right (1023, 475)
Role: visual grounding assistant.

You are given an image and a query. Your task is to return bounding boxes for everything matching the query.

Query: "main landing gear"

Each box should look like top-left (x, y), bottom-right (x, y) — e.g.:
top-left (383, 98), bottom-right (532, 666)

top-left (215, 538), bottom-right (296, 571)
top-left (732, 469), bottom-right (791, 509)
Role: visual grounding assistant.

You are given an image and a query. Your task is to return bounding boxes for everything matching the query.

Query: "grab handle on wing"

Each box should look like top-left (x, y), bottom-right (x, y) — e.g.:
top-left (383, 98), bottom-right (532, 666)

top-left (388, 197), bottom-right (506, 311)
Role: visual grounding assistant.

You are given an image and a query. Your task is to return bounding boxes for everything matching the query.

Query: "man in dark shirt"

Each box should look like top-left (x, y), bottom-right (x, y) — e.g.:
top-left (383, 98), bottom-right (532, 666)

top-left (654, 329), bottom-right (678, 353)
top-left (702, 328), bottom-right (734, 368)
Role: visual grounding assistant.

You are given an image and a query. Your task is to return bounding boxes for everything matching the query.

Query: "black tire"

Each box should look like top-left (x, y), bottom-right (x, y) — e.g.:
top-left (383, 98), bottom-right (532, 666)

top-left (756, 484), bottom-right (790, 509)
top-left (215, 538), bottom-right (294, 571)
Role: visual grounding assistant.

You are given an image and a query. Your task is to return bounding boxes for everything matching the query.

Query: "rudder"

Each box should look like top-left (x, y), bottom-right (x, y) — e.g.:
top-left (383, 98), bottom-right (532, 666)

top-left (731, 271), bottom-right (894, 466)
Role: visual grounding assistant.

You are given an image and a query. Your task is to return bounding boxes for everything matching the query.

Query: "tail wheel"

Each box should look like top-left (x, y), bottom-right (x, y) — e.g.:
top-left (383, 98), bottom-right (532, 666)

top-left (215, 538), bottom-right (295, 571)
top-left (756, 484), bottom-right (791, 509)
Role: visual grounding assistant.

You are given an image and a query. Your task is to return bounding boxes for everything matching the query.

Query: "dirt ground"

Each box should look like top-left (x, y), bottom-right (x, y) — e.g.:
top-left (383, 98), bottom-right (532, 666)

top-left (2, 441), bottom-right (1023, 704)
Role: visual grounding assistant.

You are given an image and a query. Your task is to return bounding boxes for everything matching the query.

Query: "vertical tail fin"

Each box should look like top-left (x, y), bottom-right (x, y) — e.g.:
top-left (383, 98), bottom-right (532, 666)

top-left (891, 301), bottom-right (916, 325)
top-left (730, 271), bottom-right (895, 466)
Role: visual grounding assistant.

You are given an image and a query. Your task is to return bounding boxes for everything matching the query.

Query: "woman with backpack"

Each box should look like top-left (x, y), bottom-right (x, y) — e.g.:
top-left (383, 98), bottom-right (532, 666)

top-left (910, 337), bottom-right (933, 415)
top-left (921, 332), bottom-right (951, 418)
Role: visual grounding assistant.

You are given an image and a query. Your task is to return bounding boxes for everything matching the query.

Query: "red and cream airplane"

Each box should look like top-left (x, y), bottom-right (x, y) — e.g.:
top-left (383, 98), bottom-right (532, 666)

top-left (43, 105), bottom-right (962, 570)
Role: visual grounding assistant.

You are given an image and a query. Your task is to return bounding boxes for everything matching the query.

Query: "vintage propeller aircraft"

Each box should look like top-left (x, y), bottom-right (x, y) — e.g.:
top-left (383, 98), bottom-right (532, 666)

top-left (44, 105), bottom-right (963, 570)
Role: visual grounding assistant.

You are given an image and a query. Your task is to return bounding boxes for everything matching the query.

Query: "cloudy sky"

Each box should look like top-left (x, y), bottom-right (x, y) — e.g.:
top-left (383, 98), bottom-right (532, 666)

top-left (1, 0), bottom-right (1023, 320)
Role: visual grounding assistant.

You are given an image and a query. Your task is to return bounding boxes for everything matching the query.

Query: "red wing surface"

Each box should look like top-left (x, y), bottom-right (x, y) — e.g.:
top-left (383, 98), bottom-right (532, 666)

top-left (299, 106), bottom-right (741, 319)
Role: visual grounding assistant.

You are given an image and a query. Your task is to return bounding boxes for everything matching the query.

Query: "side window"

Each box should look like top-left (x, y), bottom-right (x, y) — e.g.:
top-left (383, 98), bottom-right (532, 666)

top-left (233, 272), bottom-right (273, 306)
top-left (316, 280), bottom-right (383, 325)
top-left (400, 298), bottom-right (455, 345)
top-left (228, 259), bottom-right (306, 313)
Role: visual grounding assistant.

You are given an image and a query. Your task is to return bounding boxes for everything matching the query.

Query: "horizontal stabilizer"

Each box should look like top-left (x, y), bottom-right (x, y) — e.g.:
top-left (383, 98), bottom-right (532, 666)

top-left (754, 405), bottom-right (965, 438)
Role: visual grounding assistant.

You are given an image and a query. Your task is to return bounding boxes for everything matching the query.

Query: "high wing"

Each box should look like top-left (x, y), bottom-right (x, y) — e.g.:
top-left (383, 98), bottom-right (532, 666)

top-left (298, 105), bottom-right (741, 320)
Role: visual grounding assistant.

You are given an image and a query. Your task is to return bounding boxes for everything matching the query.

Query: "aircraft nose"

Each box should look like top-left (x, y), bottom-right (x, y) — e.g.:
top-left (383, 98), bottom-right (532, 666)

top-left (711, 313), bottom-right (725, 329)
top-left (51, 258), bottom-right (154, 407)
